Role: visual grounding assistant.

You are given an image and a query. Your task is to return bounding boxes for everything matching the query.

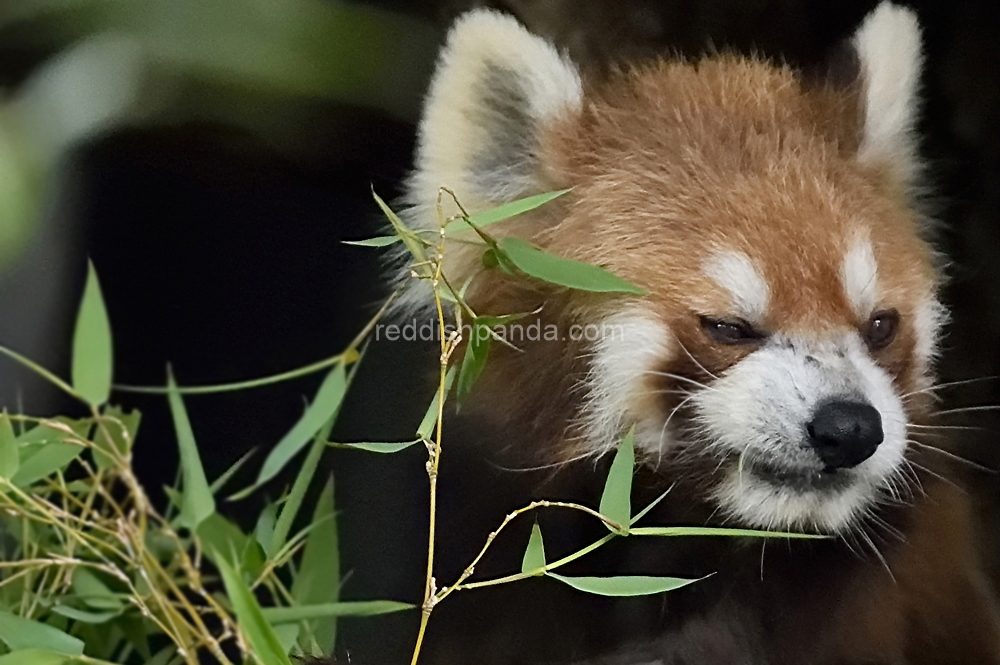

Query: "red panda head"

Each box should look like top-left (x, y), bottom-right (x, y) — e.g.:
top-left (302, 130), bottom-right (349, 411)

top-left (398, 2), bottom-right (944, 533)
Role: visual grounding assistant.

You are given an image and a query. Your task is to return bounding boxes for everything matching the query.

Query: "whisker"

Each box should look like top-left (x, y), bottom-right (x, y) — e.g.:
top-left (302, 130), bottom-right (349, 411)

top-left (658, 393), bottom-right (699, 450)
top-left (490, 447), bottom-right (602, 473)
top-left (906, 459), bottom-right (964, 493)
top-left (902, 390), bottom-right (944, 404)
top-left (676, 339), bottom-right (720, 381)
top-left (932, 405), bottom-right (1000, 417)
top-left (857, 522), bottom-right (895, 581)
top-left (907, 423), bottom-right (983, 432)
top-left (903, 375), bottom-right (1000, 398)
top-left (839, 530), bottom-right (865, 563)
top-left (899, 459), bottom-right (927, 498)
top-left (906, 439), bottom-right (996, 473)
top-left (867, 507), bottom-right (907, 542)
top-left (641, 370), bottom-right (716, 392)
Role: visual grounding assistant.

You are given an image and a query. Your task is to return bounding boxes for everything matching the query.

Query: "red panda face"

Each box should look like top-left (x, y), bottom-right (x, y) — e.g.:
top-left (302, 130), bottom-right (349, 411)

top-left (400, 3), bottom-right (943, 533)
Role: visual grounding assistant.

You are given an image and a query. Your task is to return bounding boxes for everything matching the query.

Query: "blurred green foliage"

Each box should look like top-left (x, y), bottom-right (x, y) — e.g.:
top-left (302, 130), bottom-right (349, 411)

top-left (0, 0), bottom-right (436, 271)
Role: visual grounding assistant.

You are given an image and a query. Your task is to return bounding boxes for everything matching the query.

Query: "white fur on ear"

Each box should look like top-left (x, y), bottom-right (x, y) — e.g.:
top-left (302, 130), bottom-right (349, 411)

top-left (407, 10), bottom-right (582, 224)
top-left (852, 1), bottom-right (924, 189)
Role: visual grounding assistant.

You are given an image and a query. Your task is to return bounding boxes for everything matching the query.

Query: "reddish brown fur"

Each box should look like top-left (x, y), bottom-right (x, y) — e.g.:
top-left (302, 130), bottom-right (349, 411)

top-left (448, 52), bottom-right (1000, 664)
top-left (461, 55), bottom-right (938, 455)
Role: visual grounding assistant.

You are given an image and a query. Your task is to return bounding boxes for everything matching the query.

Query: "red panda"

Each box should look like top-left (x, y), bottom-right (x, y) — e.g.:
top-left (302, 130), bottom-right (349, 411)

top-left (389, 3), bottom-right (1000, 663)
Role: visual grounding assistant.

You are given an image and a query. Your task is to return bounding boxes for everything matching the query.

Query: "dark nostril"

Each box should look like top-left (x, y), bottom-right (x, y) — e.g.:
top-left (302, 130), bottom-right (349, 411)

top-left (806, 400), bottom-right (884, 470)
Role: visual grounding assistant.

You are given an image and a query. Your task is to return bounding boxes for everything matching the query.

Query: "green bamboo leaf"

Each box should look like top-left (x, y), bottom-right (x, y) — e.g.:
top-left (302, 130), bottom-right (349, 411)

top-left (445, 189), bottom-right (571, 235)
top-left (0, 650), bottom-right (71, 665)
top-left (242, 539), bottom-right (268, 583)
top-left (166, 370), bottom-right (215, 531)
top-left (261, 601), bottom-right (414, 624)
top-left (630, 487), bottom-right (671, 526)
top-left (145, 646), bottom-right (176, 665)
top-left (456, 320), bottom-right (492, 399)
top-left (0, 610), bottom-right (84, 655)
top-left (72, 568), bottom-right (123, 611)
top-left (209, 449), bottom-right (256, 494)
top-left (628, 526), bottom-right (827, 539)
top-left (11, 443), bottom-right (83, 487)
top-left (215, 556), bottom-right (292, 665)
top-left (269, 427), bottom-right (329, 559)
top-left (547, 573), bottom-right (701, 597)
top-left (342, 236), bottom-right (401, 247)
top-left (274, 624), bottom-right (300, 655)
top-left (15, 418), bottom-right (88, 445)
top-left (117, 615), bottom-right (152, 661)
top-left (497, 237), bottom-right (645, 294)
top-left (92, 406), bottom-right (141, 470)
top-left (475, 310), bottom-right (540, 328)
top-left (520, 522), bottom-right (546, 575)
top-left (599, 428), bottom-right (634, 534)
top-left (0, 411), bottom-right (18, 480)
top-left (372, 190), bottom-right (429, 270)
top-left (49, 604), bottom-right (120, 624)
top-left (416, 366), bottom-right (456, 440)
top-left (255, 502), bottom-right (279, 559)
top-left (197, 513), bottom-right (250, 568)
top-left (71, 261), bottom-right (114, 406)
top-left (291, 477), bottom-right (339, 655)
top-left (255, 362), bottom-right (347, 487)
top-left (329, 440), bottom-right (421, 454)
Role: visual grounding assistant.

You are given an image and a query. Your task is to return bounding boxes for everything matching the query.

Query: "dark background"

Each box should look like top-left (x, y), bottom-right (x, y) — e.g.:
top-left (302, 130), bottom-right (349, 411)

top-left (2, 1), bottom-right (1000, 663)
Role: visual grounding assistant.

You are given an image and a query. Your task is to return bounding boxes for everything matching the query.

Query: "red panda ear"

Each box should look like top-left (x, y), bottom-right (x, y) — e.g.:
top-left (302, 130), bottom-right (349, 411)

top-left (407, 10), bottom-right (582, 217)
top-left (851, 2), bottom-right (924, 192)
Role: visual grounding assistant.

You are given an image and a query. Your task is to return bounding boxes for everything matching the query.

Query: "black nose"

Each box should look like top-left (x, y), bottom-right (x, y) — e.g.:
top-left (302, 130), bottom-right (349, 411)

top-left (806, 400), bottom-right (884, 470)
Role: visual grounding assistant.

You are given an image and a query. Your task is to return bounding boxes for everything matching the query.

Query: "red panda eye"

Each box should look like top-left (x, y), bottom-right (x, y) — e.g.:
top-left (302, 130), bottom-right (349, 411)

top-left (864, 309), bottom-right (900, 350)
top-left (700, 316), bottom-right (766, 345)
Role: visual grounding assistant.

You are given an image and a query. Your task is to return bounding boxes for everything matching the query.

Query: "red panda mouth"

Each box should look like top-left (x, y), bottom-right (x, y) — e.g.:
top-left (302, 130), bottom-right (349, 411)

top-left (748, 460), bottom-right (853, 492)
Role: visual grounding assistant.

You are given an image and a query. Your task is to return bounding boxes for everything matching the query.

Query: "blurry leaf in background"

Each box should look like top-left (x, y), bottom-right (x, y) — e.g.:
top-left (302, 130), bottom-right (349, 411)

top-left (0, 0), bottom-right (436, 272)
top-left (0, 36), bottom-right (141, 273)
top-left (0, 116), bottom-right (44, 273)
top-left (0, 0), bottom-right (435, 119)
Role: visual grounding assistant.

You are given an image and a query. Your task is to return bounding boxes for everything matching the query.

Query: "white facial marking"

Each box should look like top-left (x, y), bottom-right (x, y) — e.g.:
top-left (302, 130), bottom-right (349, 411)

top-left (692, 335), bottom-right (908, 532)
top-left (841, 239), bottom-right (879, 317)
top-left (581, 308), bottom-right (673, 456)
top-left (703, 251), bottom-right (770, 321)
